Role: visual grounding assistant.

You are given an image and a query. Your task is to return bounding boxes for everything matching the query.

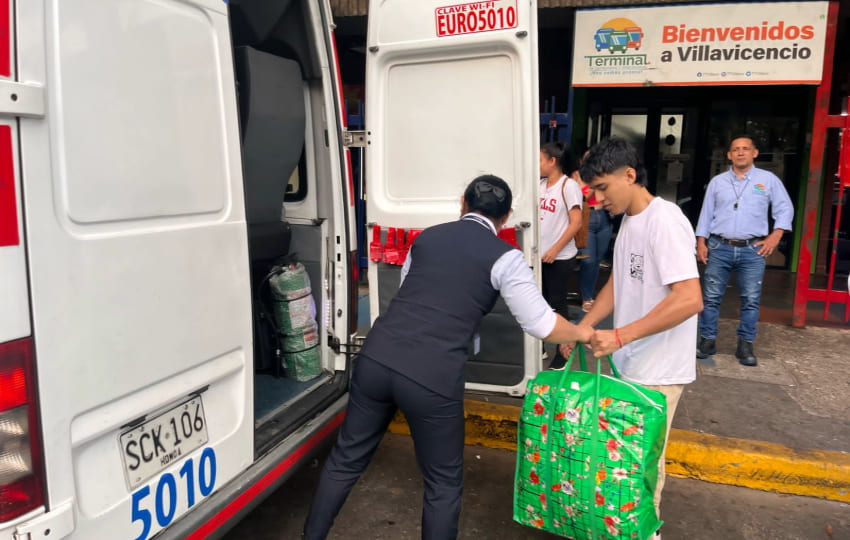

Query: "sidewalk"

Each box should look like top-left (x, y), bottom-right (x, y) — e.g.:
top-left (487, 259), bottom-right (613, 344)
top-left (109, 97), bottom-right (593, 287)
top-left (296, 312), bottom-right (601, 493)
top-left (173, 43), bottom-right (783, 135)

top-left (224, 433), bottom-right (850, 540)
top-left (464, 321), bottom-right (848, 483)
top-left (679, 319), bottom-right (850, 453)
top-left (363, 267), bottom-right (850, 503)
top-left (385, 315), bottom-right (850, 502)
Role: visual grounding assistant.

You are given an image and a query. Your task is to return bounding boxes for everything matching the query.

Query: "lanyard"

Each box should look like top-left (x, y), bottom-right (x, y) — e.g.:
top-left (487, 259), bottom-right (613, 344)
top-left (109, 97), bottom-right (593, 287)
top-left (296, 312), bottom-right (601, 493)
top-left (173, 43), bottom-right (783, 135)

top-left (462, 214), bottom-right (496, 234)
top-left (729, 172), bottom-right (751, 210)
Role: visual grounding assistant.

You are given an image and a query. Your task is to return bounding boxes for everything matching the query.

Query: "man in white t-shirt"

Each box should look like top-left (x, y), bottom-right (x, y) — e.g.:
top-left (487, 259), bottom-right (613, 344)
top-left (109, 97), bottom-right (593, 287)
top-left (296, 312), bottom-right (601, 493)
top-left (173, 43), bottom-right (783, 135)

top-left (563, 137), bottom-right (703, 540)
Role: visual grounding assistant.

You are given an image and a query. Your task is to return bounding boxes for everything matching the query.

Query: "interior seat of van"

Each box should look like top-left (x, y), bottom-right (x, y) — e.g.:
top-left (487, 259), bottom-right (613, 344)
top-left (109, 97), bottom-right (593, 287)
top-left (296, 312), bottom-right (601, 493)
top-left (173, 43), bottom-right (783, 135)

top-left (229, 0), bottom-right (341, 449)
top-left (235, 46), bottom-right (301, 377)
top-left (236, 46), bottom-right (301, 265)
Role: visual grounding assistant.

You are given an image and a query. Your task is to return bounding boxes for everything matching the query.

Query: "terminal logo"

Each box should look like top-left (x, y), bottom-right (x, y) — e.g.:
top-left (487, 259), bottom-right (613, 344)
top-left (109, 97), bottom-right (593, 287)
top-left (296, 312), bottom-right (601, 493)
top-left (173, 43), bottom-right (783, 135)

top-left (593, 18), bottom-right (644, 54)
top-left (586, 17), bottom-right (648, 71)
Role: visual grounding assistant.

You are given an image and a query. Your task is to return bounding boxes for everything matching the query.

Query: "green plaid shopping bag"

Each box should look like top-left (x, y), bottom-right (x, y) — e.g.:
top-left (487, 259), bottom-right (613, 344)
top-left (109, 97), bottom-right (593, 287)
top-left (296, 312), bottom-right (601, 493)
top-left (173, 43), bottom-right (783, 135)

top-left (514, 346), bottom-right (667, 539)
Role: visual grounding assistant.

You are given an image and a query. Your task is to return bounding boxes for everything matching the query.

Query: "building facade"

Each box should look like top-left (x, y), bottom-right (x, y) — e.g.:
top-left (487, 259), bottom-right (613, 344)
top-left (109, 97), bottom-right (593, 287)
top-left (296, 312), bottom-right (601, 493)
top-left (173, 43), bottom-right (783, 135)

top-left (331, 0), bottom-right (850, 326)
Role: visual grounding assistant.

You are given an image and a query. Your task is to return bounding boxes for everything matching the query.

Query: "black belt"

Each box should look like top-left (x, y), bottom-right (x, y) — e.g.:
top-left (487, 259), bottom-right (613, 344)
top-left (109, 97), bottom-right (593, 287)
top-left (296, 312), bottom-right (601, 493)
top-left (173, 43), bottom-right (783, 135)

top-left (712, 235), bottom-right (763, 247)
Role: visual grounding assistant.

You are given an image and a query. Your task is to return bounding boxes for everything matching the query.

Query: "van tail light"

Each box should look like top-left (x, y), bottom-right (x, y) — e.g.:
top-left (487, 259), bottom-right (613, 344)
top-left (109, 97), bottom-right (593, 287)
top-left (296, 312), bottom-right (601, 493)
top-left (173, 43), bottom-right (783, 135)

top-left (0, 338), bottom-right (43, 522)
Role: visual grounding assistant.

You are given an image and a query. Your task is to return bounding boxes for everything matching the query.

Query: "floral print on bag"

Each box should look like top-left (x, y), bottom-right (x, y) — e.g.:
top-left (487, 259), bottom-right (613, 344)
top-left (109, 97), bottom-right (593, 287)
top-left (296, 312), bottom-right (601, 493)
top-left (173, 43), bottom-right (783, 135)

top-left (514, 366), bottom-right (667, 540)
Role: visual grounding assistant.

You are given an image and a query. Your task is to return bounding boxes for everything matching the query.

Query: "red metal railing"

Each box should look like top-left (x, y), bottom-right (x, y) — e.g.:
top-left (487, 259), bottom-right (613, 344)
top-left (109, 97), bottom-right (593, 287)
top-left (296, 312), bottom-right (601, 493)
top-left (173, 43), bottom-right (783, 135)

top-left (792, 1), bottom-right (849, 326)
top-left (822, 105), bottom-right (850, 321)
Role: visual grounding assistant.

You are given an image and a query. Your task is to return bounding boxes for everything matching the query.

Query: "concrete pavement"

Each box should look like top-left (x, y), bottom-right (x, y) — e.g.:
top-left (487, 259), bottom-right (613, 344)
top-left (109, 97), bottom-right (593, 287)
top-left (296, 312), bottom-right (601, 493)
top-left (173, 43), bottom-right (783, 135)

top-left (224, 433), bottom-right (850, 539)
top-left (387, 318), bottom-right (850, 503)
top-left (224, 289), bottom-right (850, 537)
top-left (355, 260), bottom-right (850, 503)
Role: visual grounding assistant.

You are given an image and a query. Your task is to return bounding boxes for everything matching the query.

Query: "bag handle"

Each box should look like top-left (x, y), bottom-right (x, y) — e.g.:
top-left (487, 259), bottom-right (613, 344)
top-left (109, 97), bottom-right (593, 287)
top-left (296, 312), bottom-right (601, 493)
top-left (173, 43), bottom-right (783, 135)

top-left (558, 345), bottom-right (608, 539)
top-left (587, 361), bottom-right (603, 540)
top-left (558, 343), bottom-right (621, 379)
top-left (603, 350), bottom-right (621, 379)
top-left (548, 345), bottom-right (621, 539)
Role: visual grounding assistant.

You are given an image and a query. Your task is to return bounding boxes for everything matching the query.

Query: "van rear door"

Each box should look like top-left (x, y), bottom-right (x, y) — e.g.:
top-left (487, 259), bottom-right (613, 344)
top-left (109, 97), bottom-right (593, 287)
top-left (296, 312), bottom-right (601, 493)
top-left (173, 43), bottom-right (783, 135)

top-left (365, 0), bottom-right (540, 395)
top-left (17, 1), bottom-right (253, 538)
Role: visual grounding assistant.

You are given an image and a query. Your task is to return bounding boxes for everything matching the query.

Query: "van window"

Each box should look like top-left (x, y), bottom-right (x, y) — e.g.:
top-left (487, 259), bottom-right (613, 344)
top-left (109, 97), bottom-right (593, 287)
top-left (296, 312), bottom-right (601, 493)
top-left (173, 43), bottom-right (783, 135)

top-left (285, 154), bottom-right (308, 202)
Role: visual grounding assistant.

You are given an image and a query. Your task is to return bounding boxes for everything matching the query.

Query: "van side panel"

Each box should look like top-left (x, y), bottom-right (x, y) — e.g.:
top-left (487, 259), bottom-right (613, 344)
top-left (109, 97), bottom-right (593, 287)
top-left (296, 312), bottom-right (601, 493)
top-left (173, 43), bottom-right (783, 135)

top-left (18, 1), bottom-right (252, 538)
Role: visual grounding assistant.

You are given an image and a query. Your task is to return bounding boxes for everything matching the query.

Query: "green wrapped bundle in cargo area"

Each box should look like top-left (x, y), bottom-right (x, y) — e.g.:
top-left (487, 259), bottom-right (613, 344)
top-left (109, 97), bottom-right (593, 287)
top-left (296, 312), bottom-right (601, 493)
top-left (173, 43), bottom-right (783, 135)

top-left (269, 262), bottom-right (321, 382)
top-left (514, 348), bottom-right (667, 540)
top-left (280, 324), bottom-right (321, 382)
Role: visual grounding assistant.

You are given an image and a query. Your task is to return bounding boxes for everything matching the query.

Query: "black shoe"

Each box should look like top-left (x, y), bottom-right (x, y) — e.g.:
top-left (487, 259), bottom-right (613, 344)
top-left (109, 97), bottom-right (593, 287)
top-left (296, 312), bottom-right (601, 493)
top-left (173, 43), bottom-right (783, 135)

top-left (736, 338), bottom-right (757, 366)
top-left (696, 337), bottom-right (716, 359)
top-left (547, 353), bottom-right (567, 370)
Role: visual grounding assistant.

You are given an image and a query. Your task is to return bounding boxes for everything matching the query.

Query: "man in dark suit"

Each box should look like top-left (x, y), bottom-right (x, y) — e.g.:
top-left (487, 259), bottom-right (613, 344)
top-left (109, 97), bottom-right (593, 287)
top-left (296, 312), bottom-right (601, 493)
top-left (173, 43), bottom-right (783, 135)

top-left (303, 175), bottom-right (592, 540)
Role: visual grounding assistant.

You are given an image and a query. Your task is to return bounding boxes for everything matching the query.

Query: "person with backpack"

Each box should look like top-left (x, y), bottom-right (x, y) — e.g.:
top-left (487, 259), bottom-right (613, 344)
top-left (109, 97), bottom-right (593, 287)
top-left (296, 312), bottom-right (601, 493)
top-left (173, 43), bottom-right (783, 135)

top-left (539, 142), bottom-right (583, 369)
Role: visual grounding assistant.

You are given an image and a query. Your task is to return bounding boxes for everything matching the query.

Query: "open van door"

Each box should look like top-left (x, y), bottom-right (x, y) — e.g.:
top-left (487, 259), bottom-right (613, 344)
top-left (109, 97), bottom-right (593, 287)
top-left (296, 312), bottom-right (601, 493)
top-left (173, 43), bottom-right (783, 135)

top-left (365, 0), bottom-right (540, 396)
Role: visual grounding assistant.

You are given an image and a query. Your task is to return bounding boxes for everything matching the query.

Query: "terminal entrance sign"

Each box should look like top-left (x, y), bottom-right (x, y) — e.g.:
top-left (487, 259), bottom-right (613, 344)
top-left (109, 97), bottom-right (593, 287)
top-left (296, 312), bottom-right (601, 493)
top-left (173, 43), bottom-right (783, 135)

top-left (573, 2), bottom-right (829, 86)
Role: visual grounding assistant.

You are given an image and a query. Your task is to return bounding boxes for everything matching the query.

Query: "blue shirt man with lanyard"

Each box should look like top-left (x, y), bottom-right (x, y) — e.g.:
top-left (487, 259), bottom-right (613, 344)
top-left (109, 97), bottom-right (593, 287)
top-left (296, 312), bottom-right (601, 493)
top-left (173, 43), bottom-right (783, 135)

top-left (695, 136), bottom-right (794, 366)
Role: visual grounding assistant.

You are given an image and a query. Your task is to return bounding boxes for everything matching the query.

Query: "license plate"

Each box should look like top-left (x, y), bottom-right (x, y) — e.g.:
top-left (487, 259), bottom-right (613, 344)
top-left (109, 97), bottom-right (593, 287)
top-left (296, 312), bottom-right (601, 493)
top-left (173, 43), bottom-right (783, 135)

top-left (119, 396), bottom-right (209, 490)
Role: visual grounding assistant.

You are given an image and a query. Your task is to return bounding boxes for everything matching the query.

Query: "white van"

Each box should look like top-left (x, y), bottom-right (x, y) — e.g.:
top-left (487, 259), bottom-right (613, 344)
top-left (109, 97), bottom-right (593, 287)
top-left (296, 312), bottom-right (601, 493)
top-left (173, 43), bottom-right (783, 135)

top-left (0, 0), bottom-right (539, 538)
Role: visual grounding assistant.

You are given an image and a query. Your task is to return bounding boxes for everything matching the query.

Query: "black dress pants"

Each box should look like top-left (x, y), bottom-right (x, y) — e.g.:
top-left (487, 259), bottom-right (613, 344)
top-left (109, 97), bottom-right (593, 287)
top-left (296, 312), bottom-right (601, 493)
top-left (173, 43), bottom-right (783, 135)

top-left (303, 356), bottom-right (465, 540)
top-left (541, 258), bottom-right (574, 320)
top-left (542, 258), bottom-right (575, 367)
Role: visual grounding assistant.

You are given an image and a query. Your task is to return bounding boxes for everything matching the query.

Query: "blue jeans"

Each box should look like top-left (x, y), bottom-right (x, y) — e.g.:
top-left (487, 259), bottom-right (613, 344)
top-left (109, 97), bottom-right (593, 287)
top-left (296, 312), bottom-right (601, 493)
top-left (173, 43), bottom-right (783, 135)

top-left (698, 237), bottom-right (766, 342)
top-left (579, 209), bottom-right (612, 301)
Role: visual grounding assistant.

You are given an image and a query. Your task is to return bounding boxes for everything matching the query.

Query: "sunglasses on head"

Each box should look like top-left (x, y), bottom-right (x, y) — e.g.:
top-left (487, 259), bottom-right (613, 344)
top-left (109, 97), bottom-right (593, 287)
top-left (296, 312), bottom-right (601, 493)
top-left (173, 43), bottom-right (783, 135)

top-left (474, 181), bottom-right (506, 202)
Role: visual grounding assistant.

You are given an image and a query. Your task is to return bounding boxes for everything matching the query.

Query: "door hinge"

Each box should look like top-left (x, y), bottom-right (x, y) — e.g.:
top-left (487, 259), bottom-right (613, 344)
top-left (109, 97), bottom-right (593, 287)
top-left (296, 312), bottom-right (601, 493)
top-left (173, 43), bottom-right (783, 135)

top-left (328, 335), bottom-right (363, 355)
top-left (342, 129), bottom-right (367, 148)
top-left (14, 501), bottom-right (75, 540)
top-left (0, 81), bottom-right (45, 118)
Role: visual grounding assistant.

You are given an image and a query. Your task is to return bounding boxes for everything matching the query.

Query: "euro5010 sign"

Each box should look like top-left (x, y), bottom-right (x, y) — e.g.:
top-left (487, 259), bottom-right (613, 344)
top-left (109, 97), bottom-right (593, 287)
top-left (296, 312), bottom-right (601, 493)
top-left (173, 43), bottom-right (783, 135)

top-left (435, 0), bottom-right (517, 37)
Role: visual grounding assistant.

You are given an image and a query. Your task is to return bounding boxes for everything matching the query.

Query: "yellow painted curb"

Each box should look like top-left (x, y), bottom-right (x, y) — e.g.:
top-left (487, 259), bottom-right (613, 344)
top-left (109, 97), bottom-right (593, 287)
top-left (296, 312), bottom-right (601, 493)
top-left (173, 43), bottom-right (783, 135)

top-left (665, 429), bottom-right (850, 503)
top-left (389, 400), bottom-right (519, 451)
top-left (387, 399), bottom-right (850, 503)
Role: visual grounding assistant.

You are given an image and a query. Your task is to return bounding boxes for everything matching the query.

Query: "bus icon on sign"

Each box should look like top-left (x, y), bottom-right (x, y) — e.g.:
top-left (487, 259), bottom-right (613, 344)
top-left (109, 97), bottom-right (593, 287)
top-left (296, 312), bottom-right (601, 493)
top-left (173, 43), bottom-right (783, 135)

top-left (594, 18), bottom-right (643, 54)
top-left (625, 27), bottom-right (643, 49)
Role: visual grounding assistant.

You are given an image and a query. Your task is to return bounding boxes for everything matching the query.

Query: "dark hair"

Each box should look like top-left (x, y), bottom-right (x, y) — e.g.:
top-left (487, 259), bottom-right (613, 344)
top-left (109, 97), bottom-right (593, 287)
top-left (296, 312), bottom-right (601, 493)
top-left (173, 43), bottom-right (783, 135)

top-left (463, 175), bottom-right (512, 221)
top-left (541, 141), bottom-right (579, 176)
top-left (579, 137), bottom-right (648, 187)
top-left (728, 135), bottom-right (758, 150)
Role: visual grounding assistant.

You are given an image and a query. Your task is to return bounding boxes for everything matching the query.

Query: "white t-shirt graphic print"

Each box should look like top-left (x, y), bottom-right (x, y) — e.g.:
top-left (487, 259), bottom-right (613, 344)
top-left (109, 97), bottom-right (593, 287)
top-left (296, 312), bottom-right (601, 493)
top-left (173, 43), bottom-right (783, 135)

top-left (612, 197), bottom-right (699, 385)
top-left (539, 175), bottom-right (583, 260)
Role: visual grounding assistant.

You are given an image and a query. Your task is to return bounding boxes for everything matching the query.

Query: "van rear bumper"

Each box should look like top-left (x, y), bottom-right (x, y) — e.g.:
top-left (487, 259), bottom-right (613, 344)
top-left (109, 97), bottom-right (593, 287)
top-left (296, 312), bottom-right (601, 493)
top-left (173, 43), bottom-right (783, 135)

top-left (157, 395), bottom-right (348, 540)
